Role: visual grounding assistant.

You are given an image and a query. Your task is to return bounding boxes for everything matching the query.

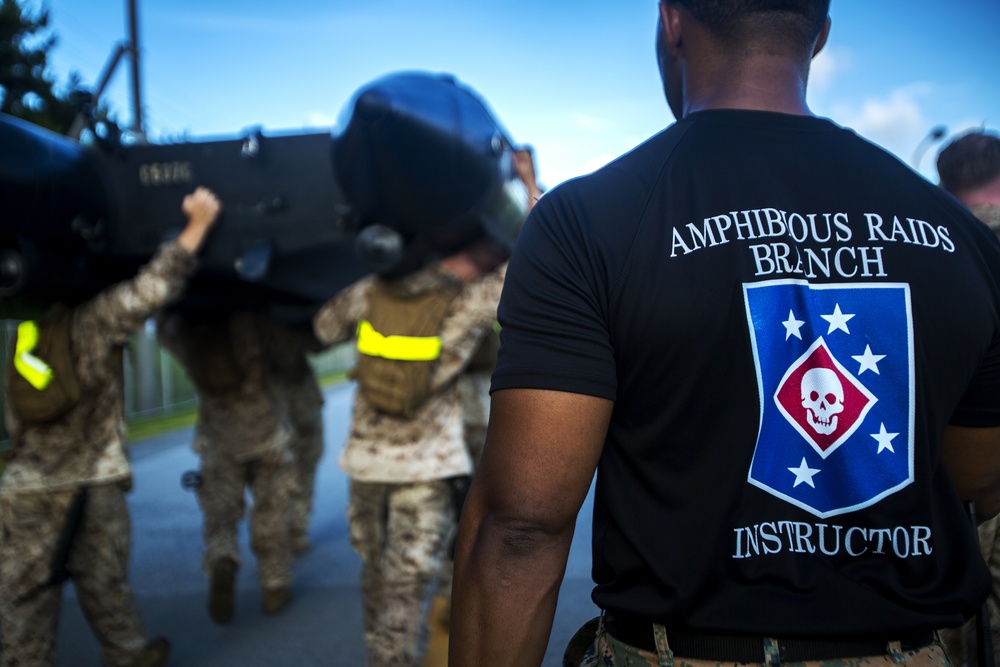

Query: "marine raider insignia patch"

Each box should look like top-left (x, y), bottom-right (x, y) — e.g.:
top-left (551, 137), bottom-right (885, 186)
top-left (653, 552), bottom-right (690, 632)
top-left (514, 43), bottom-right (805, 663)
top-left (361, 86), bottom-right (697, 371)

top-left (743, 280), bottom-right (914, 518)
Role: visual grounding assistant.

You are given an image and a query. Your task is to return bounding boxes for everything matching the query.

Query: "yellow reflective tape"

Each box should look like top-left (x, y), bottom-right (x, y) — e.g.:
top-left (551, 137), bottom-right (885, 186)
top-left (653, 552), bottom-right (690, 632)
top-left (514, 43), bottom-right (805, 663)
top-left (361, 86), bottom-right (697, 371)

top-left (14, 320), bottom-right (54, 390)
top-left (356, 320), bottom-right (442, 361)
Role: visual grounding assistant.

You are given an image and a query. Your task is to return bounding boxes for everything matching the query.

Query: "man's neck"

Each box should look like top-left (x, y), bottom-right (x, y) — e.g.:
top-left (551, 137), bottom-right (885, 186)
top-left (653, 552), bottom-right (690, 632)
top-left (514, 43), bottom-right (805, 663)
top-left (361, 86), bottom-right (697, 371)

top-left (439, 254), bottom-right (479, 284)
top-left (682, 55), bottom-right (813, 117)
top-left (958, 179), bottom-right (1000, 208)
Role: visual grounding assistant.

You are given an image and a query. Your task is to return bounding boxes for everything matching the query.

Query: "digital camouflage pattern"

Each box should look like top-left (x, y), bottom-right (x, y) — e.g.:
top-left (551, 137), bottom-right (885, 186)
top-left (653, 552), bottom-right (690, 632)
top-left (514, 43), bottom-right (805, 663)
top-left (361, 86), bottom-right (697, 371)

top-left (568, 617), bottom-right (952, 667)
top-left (937, 203), bottom-right (1000, 667)
top-left (0, 484), bottom-right (150, 667)
top-left (158, 311), bottom-right (292, 464)
top-left (195, 448), bottom-right (294, 589)
top-left (348, 479), bottom-right (453, 667)
top-left (156, 310), bottom-right (295, 589)
top-left (460, 315), bottom-right (500, 434)
top-left (313, 260), bottom-right (505, 665)
top-left (457, 371), bottom-right (491, 466)
top-left (971, 204), bottom-right (1000, 238)
top-left (938, 512), bottom-right (1000, 666)
top-left (0, 241), bottom-right (197, 666)
top-left (312, 261), bottom-right (506, 483)
top-left (1, 243), bottom-right (197, 493)
top-left (259, 316), bottom-right (325, 552)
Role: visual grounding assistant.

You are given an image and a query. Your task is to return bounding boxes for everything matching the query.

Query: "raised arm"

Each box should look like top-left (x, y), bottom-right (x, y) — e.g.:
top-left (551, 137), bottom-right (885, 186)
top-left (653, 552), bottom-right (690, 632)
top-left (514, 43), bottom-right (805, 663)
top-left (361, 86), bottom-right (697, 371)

top-left (940, 424), bottom-right (1000, 521)
top-left (428, 262), bottom-right (506, 393)
top-left (313, 277), bottom-right (373, 348)
top-left (449, 387), bottom-right (612, 667)
top-left (176, 187), bottom-right (221, 254)
top-left (79, 187), bottom-right (221, 343)
top-left (513, 146), bottom-right (543, 209)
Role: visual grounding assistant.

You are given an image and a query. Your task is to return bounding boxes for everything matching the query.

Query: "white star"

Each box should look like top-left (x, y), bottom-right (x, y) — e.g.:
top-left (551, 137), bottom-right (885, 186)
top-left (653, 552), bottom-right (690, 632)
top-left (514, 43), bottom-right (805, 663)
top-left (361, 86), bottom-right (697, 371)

top-left (788, 457), bottom-right (821, 488)
top-left (782, 310), bottom-right (805, 340)
top-left (871, 423), bottom-right (899, 454)
top-left (852, 345), bottom-right (886, 375)
top-left (821, 304), bottom-right (855, 335)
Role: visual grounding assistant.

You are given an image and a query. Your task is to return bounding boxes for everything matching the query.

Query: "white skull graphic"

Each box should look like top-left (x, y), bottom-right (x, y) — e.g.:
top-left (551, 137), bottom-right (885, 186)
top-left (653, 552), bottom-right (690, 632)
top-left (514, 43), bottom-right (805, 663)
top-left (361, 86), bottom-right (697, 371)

top-left (800, 368), bottom-right (844, 435)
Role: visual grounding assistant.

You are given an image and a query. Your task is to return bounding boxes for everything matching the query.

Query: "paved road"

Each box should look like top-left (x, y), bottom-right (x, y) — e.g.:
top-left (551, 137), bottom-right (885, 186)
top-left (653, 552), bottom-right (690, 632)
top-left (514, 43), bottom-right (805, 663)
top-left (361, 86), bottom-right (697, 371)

top-left (55, 383), bottom-right (600, 666)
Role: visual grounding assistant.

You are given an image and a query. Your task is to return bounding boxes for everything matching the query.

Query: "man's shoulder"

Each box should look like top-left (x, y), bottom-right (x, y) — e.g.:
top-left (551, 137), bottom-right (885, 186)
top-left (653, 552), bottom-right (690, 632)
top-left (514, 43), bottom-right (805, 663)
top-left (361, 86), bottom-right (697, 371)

top-left (526, 126), bottom-right (691, 252)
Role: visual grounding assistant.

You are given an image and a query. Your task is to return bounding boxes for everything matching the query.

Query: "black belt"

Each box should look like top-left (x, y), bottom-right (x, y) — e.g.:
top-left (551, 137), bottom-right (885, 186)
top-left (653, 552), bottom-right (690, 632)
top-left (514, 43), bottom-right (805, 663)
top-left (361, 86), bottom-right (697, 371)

top-left (605, 613), bottom-right (934, 662)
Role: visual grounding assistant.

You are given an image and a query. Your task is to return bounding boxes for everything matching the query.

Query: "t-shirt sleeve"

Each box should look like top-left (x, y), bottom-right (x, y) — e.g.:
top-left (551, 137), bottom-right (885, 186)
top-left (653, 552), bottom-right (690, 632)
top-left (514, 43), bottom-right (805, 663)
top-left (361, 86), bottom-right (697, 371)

top-left (491, 186), bottom-right (618, 400)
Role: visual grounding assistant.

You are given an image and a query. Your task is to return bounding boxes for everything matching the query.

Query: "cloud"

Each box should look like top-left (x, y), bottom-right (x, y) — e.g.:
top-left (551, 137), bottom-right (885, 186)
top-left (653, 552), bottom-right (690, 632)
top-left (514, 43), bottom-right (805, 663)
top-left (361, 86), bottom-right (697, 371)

top-left (303, 112), bottom-right (336, 128)
top-left (834, 84), bottom-right (935, 161)
top-left (571, 113), bottom-right (611, 132)
top-left (809, 47), bottom-right (849, 94)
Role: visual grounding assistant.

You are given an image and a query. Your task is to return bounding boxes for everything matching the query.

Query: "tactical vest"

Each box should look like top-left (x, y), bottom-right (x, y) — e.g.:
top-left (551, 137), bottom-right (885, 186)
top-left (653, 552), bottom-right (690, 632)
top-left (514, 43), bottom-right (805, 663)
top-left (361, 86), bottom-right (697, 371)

top-left (181, 316), bottom-right (247, 394)
top-left (6, 304), bottom-right (82, 424)
top-left (353, 278), bottom-right (461, 417)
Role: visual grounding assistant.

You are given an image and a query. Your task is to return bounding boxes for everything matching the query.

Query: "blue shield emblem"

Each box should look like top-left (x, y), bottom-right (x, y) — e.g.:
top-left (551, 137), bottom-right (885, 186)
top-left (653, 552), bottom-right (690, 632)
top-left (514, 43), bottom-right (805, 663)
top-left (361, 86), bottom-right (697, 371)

top-left (743, 280), bottom-right (914, 518)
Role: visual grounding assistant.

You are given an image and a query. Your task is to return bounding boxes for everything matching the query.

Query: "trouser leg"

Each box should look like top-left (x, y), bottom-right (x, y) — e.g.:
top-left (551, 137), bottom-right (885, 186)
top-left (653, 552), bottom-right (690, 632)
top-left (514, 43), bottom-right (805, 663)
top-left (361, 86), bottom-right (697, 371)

top-left (368, 480), bottom-right (454, 667)
top-left (246, 451), bottom-right (293, 590)
top-left (196, 450), bottom-right (245, 575)
top-left (586, 625), bottom-right (953, 667)
top-left (347, 481), bottom-right (387, 651)
top-left (69, 483), bottom-right (148, 667)
top-left (288, 417), bottom-right (323, 547)
top-left (0, 490), bottom-right (75, 667)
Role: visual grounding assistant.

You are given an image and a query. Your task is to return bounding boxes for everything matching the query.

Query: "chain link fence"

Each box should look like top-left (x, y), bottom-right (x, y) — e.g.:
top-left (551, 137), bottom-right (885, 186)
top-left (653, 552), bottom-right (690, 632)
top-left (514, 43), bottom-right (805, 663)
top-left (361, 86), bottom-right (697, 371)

top-left (0, 319), bottom-right (356, 449)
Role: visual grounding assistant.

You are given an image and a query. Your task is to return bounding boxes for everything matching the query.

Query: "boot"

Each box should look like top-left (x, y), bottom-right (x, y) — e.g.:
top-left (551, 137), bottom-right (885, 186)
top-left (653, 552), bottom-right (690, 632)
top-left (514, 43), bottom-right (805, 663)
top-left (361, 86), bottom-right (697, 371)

top-left (208, 557), bottom-right (237, 624)
top-left (262, 586), bottom-right (291, 615)
top-left (129, 636), bottom-right (171, 667)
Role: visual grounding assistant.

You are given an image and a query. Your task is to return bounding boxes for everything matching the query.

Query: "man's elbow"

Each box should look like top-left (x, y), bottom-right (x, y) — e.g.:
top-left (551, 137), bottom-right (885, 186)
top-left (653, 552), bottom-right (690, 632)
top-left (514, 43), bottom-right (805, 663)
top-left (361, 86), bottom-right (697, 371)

top-left (968, 488), bottom-right (1000, 524)
top-left (476, 511), bottom-right (575, 564)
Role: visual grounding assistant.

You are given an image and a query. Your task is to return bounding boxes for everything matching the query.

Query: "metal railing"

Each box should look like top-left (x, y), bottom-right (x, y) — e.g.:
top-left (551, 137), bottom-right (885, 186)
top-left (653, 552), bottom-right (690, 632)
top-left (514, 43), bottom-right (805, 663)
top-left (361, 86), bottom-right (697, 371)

top-left (0, 319), bottom-right (355, 447)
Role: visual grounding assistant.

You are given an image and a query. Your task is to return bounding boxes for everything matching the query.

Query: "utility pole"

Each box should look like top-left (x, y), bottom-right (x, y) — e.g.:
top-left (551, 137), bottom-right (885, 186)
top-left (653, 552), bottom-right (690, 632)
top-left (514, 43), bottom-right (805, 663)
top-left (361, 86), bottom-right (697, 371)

top-left (125, 0), bottom-right (158, 415)
top-left (67, 0), bottom-right (145, 140)
top-left (127, 0), bottom-right (144, 139)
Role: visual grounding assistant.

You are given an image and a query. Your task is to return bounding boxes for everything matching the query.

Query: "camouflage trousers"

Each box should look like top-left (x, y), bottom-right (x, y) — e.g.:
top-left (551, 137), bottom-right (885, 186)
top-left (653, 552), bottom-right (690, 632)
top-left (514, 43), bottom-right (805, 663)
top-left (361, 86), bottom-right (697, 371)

top-left (569, 616), bottom-right (952, 667)
top-left (348, 478), bottom-right (454, 667)
top-left (457, 372), bottom-right (490, 467)
top-left (286, 415), bottom-right (324, 549)
top-left (196, 448), bottom-right (294, 589)
top-left (0, 483), bottom-right (150, 667)
top-left (937, 513), bottom-right (1000, 667)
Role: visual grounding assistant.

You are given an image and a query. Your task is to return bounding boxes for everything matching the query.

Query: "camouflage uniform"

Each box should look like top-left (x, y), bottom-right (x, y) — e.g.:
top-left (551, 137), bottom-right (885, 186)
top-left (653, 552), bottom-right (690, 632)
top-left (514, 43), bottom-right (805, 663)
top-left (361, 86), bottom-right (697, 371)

top-left (0, 243), bottom-right (196, 667)
top-left (434, 331), bottom-right (500, 604)
top-left (939, 203), bottom-right (1000, 667)
top-left (156, 310), bottom-right (294, 594)
top-left (313, 261), bottom-right (505, 667)
top-left (570, 616), bottom-right (951, 667)
top-left (456, 329), bottom-right (499, 467)
top-left (971, 204), bottom-right (1000, 238)
top-left (259, 316), bottom-right (325, 554)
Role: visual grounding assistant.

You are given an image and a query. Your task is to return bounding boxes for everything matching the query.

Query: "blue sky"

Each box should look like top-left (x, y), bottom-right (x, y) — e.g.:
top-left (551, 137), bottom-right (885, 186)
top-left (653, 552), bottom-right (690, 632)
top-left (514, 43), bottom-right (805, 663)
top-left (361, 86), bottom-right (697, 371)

top-left (29, 1), bottom-right (1000, 189)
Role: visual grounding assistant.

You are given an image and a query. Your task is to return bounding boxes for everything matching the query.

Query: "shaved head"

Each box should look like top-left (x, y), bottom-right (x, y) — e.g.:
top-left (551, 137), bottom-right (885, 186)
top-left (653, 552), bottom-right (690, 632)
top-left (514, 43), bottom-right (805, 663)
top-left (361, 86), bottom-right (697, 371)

top-left (665, 0), bottom-right (831, 59)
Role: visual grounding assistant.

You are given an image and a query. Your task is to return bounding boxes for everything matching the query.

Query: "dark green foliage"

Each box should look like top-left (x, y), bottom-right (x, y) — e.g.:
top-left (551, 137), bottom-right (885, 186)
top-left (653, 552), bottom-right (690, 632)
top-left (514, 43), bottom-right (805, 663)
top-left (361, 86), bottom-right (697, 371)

top-left (0, 0), bottom-right (79, 134)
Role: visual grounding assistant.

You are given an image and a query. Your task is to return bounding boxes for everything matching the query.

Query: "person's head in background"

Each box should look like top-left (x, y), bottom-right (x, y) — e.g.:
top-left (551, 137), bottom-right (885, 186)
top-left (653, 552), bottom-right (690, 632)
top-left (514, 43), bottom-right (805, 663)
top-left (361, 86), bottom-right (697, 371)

top-left (937, 129), bottom-right (1000, 208)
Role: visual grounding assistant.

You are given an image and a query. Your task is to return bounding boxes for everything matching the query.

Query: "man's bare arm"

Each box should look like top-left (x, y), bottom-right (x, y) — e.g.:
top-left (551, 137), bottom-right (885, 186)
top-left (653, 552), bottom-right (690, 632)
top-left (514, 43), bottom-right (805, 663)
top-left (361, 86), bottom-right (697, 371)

top-left (940, 424), bottom-right (1000, 521)
top-left (176, 187), bottom-right (220, 253)
top-left (450, 388), bottom-right (613, 667)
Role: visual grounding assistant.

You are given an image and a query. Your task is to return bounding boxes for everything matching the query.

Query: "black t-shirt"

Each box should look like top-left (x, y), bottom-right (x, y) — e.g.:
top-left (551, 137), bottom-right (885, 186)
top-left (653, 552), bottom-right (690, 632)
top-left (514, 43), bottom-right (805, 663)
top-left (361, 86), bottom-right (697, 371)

top-left (492, 109), bottom-right (1000, 637)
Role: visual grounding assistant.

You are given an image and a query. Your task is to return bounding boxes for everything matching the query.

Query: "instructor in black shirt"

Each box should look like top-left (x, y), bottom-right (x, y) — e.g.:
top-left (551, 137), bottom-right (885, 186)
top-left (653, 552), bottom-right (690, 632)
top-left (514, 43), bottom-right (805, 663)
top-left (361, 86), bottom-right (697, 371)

top-left (450, 2), bottom-right (1000, 666)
